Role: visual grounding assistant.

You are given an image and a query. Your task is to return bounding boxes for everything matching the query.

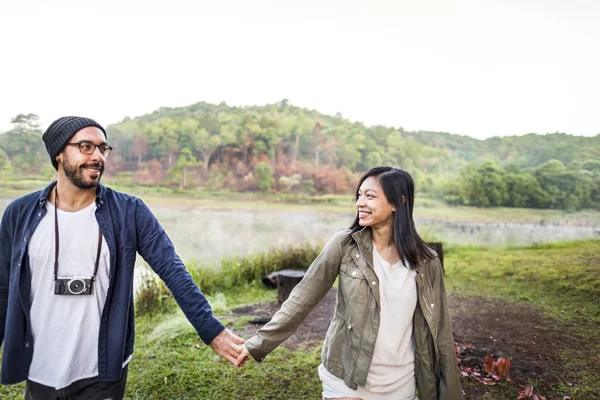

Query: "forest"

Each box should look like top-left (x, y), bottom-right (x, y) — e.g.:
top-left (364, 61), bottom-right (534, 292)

top-left (1, 101), bottom-right (599, 210)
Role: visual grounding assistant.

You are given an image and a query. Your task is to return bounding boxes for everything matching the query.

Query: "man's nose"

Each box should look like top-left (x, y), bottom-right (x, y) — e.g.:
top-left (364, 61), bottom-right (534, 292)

top-left (89, 146), bottom-right (105, 160)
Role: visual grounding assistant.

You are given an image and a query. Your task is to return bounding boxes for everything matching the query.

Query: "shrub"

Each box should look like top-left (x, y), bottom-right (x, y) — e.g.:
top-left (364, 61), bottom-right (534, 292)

top-left (135, 243), bottom-right (322, 315)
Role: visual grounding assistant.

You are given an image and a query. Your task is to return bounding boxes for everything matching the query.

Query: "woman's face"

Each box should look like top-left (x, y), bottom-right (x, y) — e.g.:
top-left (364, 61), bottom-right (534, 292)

top-left (356, 176), bottom-right (396, 229)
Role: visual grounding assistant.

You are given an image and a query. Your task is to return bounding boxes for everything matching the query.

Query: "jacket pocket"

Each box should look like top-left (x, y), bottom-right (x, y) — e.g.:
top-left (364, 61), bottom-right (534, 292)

top-left (339, 262), bottom-right (368, 304)
top-left (322, 312), bottom-right (345, 370)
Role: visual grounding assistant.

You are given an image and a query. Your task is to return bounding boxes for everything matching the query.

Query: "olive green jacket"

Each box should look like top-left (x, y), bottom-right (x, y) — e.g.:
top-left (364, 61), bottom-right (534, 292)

top-left (245, 227), bottom-right (463, 400)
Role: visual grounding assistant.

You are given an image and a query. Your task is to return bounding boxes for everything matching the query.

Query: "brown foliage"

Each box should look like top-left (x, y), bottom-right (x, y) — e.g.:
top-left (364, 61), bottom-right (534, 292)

top-left (135, 160), bottom-right (166, 186)
top-left (311, 168), bottom-right (354, 194)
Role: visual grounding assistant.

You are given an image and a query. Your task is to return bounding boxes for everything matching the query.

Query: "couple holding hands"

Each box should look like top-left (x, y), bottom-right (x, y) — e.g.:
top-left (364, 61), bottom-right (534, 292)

top-left (0, 116), bottom-right (461, 399)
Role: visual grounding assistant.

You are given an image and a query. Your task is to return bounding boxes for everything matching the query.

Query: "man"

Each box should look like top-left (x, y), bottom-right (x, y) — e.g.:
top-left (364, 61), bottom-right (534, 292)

top-left (0, 116), bottom-right (244, 399)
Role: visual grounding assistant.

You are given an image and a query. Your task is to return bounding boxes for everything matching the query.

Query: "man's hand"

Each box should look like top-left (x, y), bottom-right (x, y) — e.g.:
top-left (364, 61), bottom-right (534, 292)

top-left (209, 329), bottom-right (245, 365)
top-left (234, 344), bottom-right (250, 367)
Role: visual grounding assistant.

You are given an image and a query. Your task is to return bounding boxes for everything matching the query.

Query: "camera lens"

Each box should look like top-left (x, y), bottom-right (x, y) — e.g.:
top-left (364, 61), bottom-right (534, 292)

top-left (68, 279), bottom-right (86, 294)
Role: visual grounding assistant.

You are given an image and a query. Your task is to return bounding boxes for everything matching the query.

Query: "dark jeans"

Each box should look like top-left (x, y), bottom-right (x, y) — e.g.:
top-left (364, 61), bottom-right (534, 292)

top-left (24, 366), bottom-right (128, 400)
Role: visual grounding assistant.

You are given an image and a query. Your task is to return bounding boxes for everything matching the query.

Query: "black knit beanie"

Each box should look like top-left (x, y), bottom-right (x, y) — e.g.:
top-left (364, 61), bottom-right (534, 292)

top-left (42, 116), bottom-right (107, 170)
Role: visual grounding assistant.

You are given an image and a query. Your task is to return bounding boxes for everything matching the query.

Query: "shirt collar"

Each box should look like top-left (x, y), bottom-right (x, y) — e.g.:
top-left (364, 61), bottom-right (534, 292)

top-left (36, 181), bottom-right (106, 208)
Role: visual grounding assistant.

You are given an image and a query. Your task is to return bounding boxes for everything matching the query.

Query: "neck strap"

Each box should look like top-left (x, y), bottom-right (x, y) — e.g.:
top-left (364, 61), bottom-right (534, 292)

top-left (53, 188), bottom-right (103, 282)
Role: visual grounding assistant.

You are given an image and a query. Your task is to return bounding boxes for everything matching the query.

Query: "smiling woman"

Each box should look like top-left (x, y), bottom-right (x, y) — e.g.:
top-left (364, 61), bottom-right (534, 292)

top-left (237, 166), bottom-right (463, 400)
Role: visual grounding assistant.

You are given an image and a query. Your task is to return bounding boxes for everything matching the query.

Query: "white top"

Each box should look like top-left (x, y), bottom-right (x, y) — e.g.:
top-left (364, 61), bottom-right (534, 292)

top-left (320, 244), bottom-right (418, 399)
top-left (27, 200), bottom-right (111, 389)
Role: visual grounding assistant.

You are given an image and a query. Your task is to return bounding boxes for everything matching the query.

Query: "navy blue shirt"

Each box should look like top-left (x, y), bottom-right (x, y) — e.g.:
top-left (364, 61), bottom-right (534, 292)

top-left (0, 182), bottom-right (225, 384)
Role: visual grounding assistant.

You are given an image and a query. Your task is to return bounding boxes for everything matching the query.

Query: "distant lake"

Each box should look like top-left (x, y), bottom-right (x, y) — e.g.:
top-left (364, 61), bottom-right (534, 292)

top-left (3, 197), bottom-right (598, 265)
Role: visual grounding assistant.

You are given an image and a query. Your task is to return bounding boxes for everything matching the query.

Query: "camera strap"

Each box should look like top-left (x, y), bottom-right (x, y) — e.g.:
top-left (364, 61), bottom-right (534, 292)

top-left (53, 188), bottom-right (103, 282)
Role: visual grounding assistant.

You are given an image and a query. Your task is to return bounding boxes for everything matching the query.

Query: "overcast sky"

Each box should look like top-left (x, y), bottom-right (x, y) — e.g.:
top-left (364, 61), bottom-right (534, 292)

top-left (1, 0), bottom-right (598, 139)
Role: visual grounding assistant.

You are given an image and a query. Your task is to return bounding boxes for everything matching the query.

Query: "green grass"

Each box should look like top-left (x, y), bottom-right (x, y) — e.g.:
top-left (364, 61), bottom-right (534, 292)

top-left (128, 238), bottom-right (600, 399)
top-left (445, 239), bottom-right (600, 399)
top-left (445, 240), bottom-right (600, 323)
top-left (1, 239), bottom-right (599, 399)
top-left (127, 308), bottom-right (323, 399)
top-left (0, 382), bottom-right (23, 399)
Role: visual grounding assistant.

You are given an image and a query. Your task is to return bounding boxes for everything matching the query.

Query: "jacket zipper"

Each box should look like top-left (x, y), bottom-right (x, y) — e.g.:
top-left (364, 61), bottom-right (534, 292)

top-left (423, 295), bottom-right (434, 316)
top-left (419, 273), bottom-right (440, 363)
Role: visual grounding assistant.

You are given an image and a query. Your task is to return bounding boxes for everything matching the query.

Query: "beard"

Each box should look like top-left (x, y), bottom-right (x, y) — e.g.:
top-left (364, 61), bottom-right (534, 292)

top-left (62, 153), bottom-right (104, 189)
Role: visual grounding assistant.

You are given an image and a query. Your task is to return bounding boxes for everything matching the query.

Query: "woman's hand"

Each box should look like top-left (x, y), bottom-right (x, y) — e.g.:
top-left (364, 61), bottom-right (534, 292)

top-left (234, 344), bottom-right (250, 367)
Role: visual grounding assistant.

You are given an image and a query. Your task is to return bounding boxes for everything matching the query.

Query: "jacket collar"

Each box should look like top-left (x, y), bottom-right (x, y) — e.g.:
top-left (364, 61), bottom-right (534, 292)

top-left (36, 181), bottom-right (107, 208)
top-left (351, 226), bottom-right (429, 271)
top-left (36, 181), bottom-right (57, 208)
top-left (351, 227), bottom-right (374, 269)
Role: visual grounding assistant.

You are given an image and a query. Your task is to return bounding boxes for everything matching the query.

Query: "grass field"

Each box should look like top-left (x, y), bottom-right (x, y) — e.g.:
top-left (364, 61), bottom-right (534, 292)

top-left (445, 240), bottom-right (600, 399)
top-left (1, 239), bottom-right (598, 399)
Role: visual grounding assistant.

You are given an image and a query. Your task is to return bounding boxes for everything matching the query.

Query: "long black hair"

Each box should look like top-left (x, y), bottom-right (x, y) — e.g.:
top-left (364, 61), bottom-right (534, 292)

top-left (346, 166), bottom-right (433, 268)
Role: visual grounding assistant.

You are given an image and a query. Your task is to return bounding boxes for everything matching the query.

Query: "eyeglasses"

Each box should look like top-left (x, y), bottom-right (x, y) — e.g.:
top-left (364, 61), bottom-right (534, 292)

top-left (66, 141), bottom-right (113, 157)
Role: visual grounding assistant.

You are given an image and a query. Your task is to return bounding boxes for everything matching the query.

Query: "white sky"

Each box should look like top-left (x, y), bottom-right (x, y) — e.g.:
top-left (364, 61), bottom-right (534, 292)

top-left (0, 0), bottom-right (599, 139)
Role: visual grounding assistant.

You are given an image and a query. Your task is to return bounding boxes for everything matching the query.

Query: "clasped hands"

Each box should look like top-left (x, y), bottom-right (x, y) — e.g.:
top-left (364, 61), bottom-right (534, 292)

top-left (209, 328), bottom-right (250, 367)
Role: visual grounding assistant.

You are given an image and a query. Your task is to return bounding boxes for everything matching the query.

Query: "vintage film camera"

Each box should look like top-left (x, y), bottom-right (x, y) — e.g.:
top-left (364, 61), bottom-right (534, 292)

top-left (54, 276), bottom-right (93, 295)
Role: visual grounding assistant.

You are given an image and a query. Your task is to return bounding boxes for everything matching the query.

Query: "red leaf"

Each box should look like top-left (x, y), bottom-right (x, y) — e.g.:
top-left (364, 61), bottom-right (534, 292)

top-left (483, 354), bottom-right (495, 375)
top-left (495, 357), bottom-right (511, 379)
top-left (481, 377), bottom-right (497, 385)
top-left (525, 385), bottom-right (533, 396)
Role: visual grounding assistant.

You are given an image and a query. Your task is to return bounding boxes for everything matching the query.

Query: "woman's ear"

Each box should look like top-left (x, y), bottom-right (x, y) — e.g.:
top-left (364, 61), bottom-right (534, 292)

top-left (401, 195), bottom-right (406, 204)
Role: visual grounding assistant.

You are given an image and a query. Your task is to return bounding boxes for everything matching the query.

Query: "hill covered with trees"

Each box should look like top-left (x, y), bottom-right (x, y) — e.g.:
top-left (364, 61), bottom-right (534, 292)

top-left (1, 101), bottom-right (598, 210)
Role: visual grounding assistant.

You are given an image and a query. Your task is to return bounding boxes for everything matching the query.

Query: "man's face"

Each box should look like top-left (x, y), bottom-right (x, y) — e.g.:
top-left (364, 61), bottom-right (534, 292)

top-left (57, 126), bottom-right (107, 189)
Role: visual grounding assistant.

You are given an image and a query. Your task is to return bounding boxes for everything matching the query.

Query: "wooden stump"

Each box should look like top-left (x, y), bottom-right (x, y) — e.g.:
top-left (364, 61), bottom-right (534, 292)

top-left (275, 269), bottom-right (306, 303)
top-left (261, 271), bottom-right (279, 289)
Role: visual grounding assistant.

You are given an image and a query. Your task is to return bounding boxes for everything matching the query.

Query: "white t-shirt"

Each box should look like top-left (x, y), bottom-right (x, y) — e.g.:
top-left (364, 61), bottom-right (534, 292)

top-left (320, 245), bottom-right (418, 399)
top-left (27, 200), bottom-right (111, 389)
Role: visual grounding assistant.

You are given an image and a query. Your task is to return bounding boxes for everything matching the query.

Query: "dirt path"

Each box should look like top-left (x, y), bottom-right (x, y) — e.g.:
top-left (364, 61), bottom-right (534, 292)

top-left (234, 289), bottom-right (572, 399)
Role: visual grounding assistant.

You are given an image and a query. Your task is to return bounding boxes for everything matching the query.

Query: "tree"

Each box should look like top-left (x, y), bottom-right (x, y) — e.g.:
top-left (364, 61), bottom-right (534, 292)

top-left (0, 113), bottom-right (45, 170)
top-left (311, 121), bottom-right (324, 168)
top-left (456, 161), bottom-right (508, 207)
top-left (132, 136), bottom-right (149, 167)
top-left (278, 173), bottom-right (301, 192)
top-left (254, 161), bottom-right (274, 192)
top-left (168, 148), bottom-right (199, 190)
top-left (0, 148), bottom-right (12, 179)
top-left (504, 172), bottom-right (546, 208)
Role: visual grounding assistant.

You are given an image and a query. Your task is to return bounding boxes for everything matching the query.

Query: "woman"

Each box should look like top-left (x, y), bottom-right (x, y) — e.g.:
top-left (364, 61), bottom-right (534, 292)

top-left (235, 166), bottom-right (462, 400)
